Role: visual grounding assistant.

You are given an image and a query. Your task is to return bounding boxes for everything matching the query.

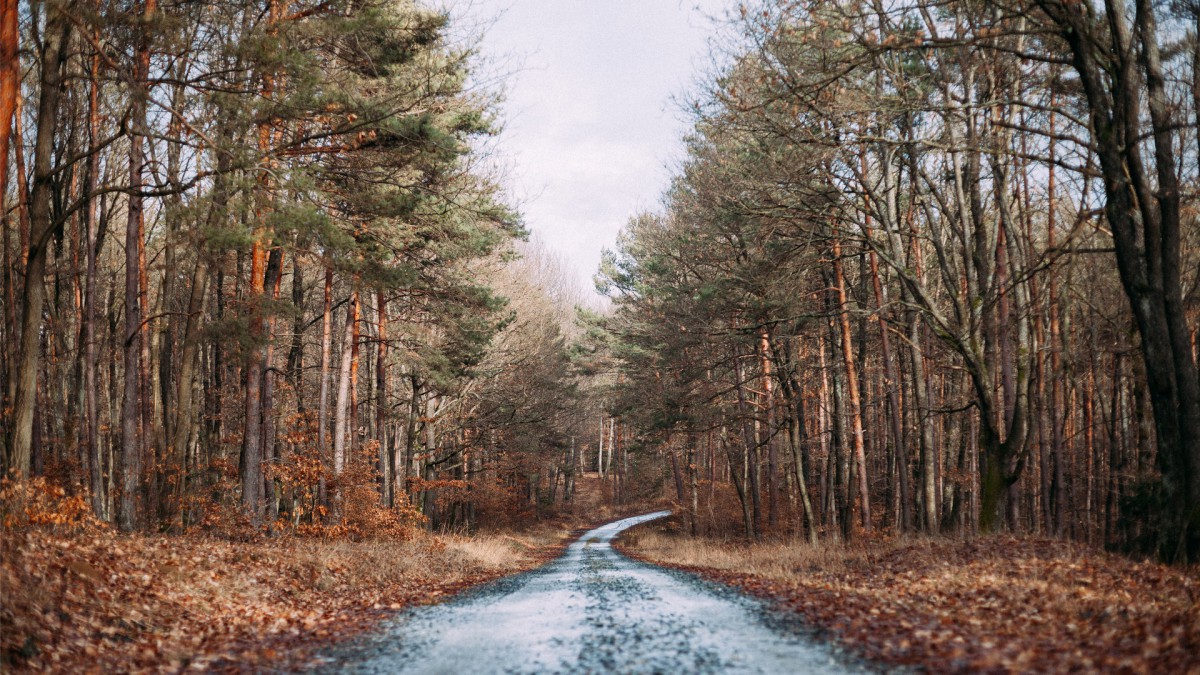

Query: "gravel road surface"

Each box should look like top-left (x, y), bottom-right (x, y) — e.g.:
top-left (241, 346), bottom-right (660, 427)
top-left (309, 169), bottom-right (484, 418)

top-left (333, 512), bottom-right (863, 674)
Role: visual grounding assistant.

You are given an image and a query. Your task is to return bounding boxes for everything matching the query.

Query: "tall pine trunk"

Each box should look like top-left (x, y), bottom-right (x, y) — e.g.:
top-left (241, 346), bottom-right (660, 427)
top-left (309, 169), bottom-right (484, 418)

top-left (831, 240), bottom-right (871, 531)
top-left (119, 0), bottom-right (155, 530)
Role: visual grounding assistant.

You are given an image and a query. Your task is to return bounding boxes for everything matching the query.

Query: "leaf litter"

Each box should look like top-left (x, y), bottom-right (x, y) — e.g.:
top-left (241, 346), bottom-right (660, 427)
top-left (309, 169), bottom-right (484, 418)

top-left (1, 524), bottom-right (569, 672)
top-left (620, 530), bottom-right (1200, 674)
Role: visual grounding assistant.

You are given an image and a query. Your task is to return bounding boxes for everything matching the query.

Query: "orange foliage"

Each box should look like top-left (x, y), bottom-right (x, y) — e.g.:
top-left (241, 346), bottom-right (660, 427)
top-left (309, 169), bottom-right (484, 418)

top-left (466, 478), bottom-right (527, 529)
top-left (0, 477), bottom-right (97, 532)
top-left (299, 446), bottom-right (425, 541)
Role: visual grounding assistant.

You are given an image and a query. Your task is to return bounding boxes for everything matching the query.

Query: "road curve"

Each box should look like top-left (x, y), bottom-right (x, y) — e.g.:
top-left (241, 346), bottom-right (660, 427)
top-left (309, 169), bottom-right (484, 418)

top-left (333, 512), bottom-right (862, 674)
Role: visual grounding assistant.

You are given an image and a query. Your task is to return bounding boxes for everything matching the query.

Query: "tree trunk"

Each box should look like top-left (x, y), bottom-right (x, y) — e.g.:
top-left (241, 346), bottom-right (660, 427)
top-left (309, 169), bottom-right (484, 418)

top-left (82, 38), bottom-right (106, 519)
top-left (333, 288), bottom-right (358, 476)
top-left (118, 0), bottom-right (155, 530)
top-left (832, 240), bottom-right (871, 531)
top-left (241, 0), bottom-right (284, 527)
top-left (241, 239), bottom-right (267, 526)
top-left (597, 415), bottom-right (605, 477)
top-left (0, 0), bottom-right (16, 342)
top-left (734, 354), bottom-right (761, 538)
top-left (721, 425), bottom-right (754, 539)
top-left (261, 247), bottom-right (284, 523)
top-left (377, 291), bottom-right (391, 506)
top-left (349, 291), bottom-right (361, 450)
top-left (759, 330), bottom-right (778, 529)
top-left (317, 263), bottom-right (333, 505)
top-left (403, 373), bottom-right (421, 507)
top-left (787, 380), bottom-right (818, 544)
top-left (0, 0), bottom-right (16, 418)
top-left (9, 7), bottom-right (70, 480)
top-left (687, 439), bottom-right (700, 536)
top-left (869, 250), bottom-right (910, 530)
top-left (670, 448), bottom-right (685, 503)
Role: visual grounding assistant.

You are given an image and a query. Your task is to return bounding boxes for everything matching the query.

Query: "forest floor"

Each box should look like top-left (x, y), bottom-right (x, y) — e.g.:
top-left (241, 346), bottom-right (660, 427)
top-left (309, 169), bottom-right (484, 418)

top-left (0, 477), bottom-right (640, 673)
top-left (1, 522), bottom-right (577, 673)
top-left (617, 519), bottom-right (1200, 674)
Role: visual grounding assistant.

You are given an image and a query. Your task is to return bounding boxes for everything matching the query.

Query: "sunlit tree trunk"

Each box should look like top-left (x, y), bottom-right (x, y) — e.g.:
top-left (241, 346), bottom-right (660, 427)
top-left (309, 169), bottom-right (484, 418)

top-left (333, 288), bottom-right (359, 477)
top-left (241, 0), bottom-right (285, 526)
top-left (759, 329), bottom-right (778, 529)
top-left (317, 263), bottom-right (333, 506)
top-left (832, 239), bottom-right (870, 532)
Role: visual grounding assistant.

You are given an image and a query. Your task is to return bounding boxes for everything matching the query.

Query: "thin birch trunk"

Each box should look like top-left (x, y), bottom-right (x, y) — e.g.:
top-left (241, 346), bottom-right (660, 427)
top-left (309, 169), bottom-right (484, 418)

top-left (333, 288), bottom-right (358, 476)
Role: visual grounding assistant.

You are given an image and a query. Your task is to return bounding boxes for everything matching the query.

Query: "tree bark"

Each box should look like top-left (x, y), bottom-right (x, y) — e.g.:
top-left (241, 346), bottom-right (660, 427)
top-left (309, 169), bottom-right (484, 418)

top-left (82, 36), bottom-right (106, 520)
top-left (832, 239), bottom-right (871, 531)
top-left (759, 330), bottom-right (778, 529)
top-left (333, 288), bottom-right (358, 476)
top-left (0, 0), bottom-right (16, 265)
top-left (377, 290), bottom-right (391, 506)
top-left (241, 0), bottom-right (284, 526)
top-left (172, 139), bottom-right (231, 480)
top-left (8, 5), bottom-right (70, 480)
top-left (117, 0), bottom-right (155, 530)
top-left (869, 250), bottom-right (910, 530)
top-left (317, 263), bottom-right (333, 504)
top-left (261, 247), bottom-right (284, 523)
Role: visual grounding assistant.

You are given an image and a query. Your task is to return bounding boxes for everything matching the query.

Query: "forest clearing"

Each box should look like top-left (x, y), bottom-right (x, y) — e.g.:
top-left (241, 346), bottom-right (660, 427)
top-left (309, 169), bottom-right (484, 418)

top-left (2, 0), bottom-right (1199, 672)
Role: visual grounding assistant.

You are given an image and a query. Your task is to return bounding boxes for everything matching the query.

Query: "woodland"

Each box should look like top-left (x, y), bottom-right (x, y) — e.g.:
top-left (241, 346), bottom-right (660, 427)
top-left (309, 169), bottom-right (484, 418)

top-left (0, 0), bottom-right (1198, 671)
top-left (596, 0), bottom-right (1200, 561)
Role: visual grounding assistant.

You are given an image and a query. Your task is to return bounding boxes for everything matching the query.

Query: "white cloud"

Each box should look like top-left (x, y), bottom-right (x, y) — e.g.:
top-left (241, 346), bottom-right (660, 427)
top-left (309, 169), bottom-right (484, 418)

top-left (455, 0), bottom-right (730, 297)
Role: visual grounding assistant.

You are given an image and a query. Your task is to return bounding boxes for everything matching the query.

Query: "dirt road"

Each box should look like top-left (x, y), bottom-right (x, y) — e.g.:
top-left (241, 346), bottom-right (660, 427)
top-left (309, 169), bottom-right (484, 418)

top-left (335, 512), bottom-right (861, 673)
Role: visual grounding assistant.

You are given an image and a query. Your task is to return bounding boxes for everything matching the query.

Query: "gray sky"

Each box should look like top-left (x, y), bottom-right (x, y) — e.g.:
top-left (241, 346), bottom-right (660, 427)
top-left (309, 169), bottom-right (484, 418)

top-left (455, 0), bottom-right (729, 298)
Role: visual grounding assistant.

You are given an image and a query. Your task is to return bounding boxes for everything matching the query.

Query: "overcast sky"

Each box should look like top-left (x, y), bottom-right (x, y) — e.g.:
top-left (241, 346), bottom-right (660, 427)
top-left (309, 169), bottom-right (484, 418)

top-left (452, 0), bottom-right (730, 299)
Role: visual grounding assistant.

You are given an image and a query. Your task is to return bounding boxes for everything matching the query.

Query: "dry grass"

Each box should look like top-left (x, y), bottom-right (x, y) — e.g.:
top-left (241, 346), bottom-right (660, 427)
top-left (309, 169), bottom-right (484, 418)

top-left (623, 528), bottom-right (890, 577)
top-left (620, 523), bottom-right (1200, 673)
top-left (304, 529), bottom-right (554, 584)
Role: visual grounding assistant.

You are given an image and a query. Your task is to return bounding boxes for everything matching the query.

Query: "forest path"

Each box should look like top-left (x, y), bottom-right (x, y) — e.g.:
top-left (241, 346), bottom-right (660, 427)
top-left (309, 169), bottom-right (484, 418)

top-left (332, 512), bottom-right (862, 674)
